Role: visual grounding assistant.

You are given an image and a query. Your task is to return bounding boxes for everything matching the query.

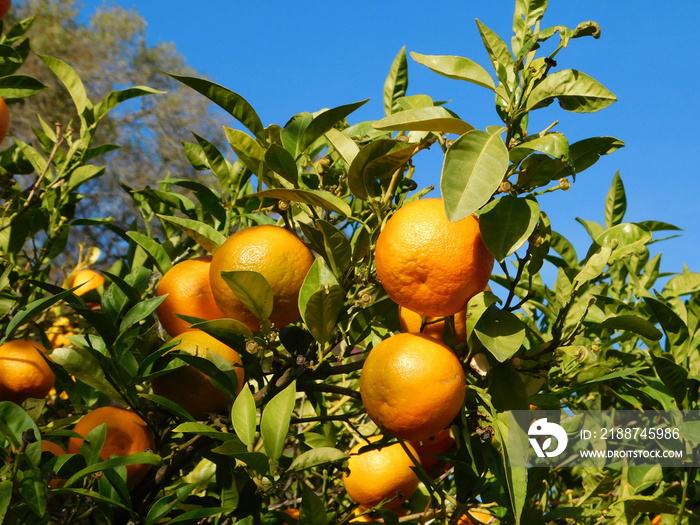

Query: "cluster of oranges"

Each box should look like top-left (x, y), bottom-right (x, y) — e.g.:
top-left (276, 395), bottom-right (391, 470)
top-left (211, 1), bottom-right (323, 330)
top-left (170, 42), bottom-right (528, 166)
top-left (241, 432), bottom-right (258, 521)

top-left (343, 198), bottom-right (495, 514)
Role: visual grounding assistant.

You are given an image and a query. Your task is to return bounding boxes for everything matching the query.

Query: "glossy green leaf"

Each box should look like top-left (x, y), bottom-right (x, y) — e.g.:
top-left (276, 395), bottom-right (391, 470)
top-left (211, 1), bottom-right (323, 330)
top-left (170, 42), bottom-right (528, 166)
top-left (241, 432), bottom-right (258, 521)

top-left (296, 99), bottom-right (369, 157)
top-left (250, 188), bottom-right (352, 217)
top-left (231, 386), bottom-right (257, 449)
top-left (157, 214), bottom-right (227, 254)
top-left (220, 271), bottom-right (273, 324)
top-left (476, 19), bottom-right (515, 85)
top-left (120, 295), bottom-right (166, 332)
top-left (192, 133), bottom-right (234, 189)
top-left (651, 353), bottom-right (688, 408)
top-left (0, 480), bottom-right (11, 523)
top-left (288, 447), bottom-right (348, 471)
top-left (474, 306), bottom-right (526, 362)
top-left (0, 402), bottom-right (41, 466)
top-left (510, 132), bottom-right (574, 175)
top-left (662, 269), bottom-right (700, 298)
top-left (348, 139), bottom-right (416, 200)
top-left (513, 0), bottom-right (548, 53)
top-left (166, 508), bottom-right (226, 525)
top-left (479, 195), bottom-right (540, 261)
top-left (383, 46), bottom-right (409, 115)
top-left (173, 422), bottom-right (242, 441)
top-left (574, 240), bottom-right (614, 287)
top-left (495, 411), bottom-right (528, 524)
top-left (299, 485), bottom-right (328, 525)
top-left (645, 296), bottom-right (689, 356)
top-left (125, 231), bottom-right (172, 274)
top-left (66, 165), bottom-right (105, 194)
top-left (325, 128), bottom-right (359, 166)
top-left (604, 171), bottom-right (626, 228)
top-left (576, 218), bottom-right (605, 241)
top-left (599, 315), bottom-right (662, 341)
top-left (441, 128), bottom-right (509, 221)
top-left (224, 127), bottom-right (265, 176)
top-left (94, 86), bottom-right (163, 123)
top-left (3, 287), bottom-right (75, 340)
top-left (411, 52), bottom-right (495, 90)
top-left (592, 223), bottom-right (652, 263)
top-left (298, 258), bottom-right (344, 345)
top-left (51, 346), bottom-right (123, 402)
top-left (261, 380), bottom-right (296, 464)
top-left (0, 74), bottom-right (47, 99)
top-left (39, 55), bottom-right (91, 113)
top-left (373, 106), bottom-right (473, 135)
top-left (526, 69), bottom-right (617, 113)
top-left (64, 453), bottom-right (162, 488)
top-left (316, 219), bottom-right (352, 276)
top-left (264, 143), bottom-right (298, 185)
top-left (165, 72), bottom-right (265, 139)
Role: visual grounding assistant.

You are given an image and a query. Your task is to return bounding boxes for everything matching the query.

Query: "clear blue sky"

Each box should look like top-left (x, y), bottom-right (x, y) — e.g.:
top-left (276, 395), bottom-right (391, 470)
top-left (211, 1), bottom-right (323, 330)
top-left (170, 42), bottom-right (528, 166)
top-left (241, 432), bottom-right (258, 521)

top-left (80, 1), bottom-right (700, 279)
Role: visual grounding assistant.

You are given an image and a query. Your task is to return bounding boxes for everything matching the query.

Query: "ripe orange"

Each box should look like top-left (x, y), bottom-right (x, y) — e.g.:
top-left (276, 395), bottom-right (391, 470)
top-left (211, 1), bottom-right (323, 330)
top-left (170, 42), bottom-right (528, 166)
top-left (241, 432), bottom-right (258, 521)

top-left (360, 333), bottom-right (466, 441)
top-left (68, 406), bottom-right (155, 488)
top-left (46, 316), bottom-right (76, 348)
top-left (458, 511), bottom-right (499, 524)
top-left (0, 96), bottom-right (8, 143)
top-left (650, 517), bottom-right (662, 525)
top-left (375, 198), bottom-right (493, 317)
top-left (68, 268), bottom-right (105, 296)
top-left (409, 428), bottom-right (455, 473)
top-left (151, 330), bottom-right (245, 420)
top-left (0, 340), bottom-right (55, 404)
top-left (398, 305), bottom-right (467, 346)
top-left (282, 509), bottom-right (300, 520)
top-left (209, 225), bottom-right (314, 332)
top-left (156, 256), bottom-right (225, 336)
top-left (343, 436), bottom-right (420, 509)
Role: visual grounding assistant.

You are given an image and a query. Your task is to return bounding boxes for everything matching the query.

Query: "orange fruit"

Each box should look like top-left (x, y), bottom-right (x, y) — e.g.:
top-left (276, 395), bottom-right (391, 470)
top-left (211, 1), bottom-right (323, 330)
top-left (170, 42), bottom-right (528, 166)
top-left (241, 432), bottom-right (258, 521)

top-left (46, 316), bottom-right (76, 348)
top-left (68, 268), bottom-right (105, 296)
top-left (375, 198), bottom-right (493, 317)
top-left (458, 511), bottom-right (499, 524)
top-left (409, 428), bottom-right (455, 473)
top-left (209, 225), bottom-right (314, 331)
top-left (41, 440), bottom-right (67, 488)
top-left (0, 340), bottom-right (55, 404)
top-left (68, 406), bottom-right (155, 488)
top-left (351, 507), bottom-right (405, 522)
top-left (282, 509), bottom-right (300, 520)
top-left (343, 436), bottom-right (420, 509)
top-left (0, 96), bottom-right (8, 143)
top-left (360, 333), bottom-right (466, 441)
top-left (398, 305), bottom-right (467, 346)
top-left (650, 517), bottom-right (662, 525)
top-left (156, 256), bottom-right (225, 336)
top-left (151, 330), bottom-right (245, 420)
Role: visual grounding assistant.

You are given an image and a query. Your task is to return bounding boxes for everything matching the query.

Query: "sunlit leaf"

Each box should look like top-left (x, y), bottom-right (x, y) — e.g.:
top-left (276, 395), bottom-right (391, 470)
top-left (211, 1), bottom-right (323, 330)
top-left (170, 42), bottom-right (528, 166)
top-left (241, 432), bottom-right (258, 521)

top-left (383, 46), bottom-right (409, 115)
top-left (526, 69), bottom-right (617, 113)
top-left (289, 447), bottom-right (348, 471)
top-left (298, 258), bottom-right (344, 345)
top-left (474, 306), bottom-right (526, 362)
top-left (604, 171), bottom-right (626, 228)
top-left (220, 271), bottom-right (273, 325)
top-left (479, 195), bottom-right (540, 261)
top-left (411, 52), bottom-right (495, 90)
top-left (261, 381), bottom-right (296, 466)
top-left (373, 106), bottom-right (473, 135)
top-left (250, 188), bottom-right (351, 217)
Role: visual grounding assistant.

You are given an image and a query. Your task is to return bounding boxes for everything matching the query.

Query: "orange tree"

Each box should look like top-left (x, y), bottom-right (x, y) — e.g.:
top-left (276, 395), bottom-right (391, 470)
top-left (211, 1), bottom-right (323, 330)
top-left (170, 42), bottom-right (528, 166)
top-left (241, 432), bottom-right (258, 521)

top-left (1, 0), bottom-right (699, 524)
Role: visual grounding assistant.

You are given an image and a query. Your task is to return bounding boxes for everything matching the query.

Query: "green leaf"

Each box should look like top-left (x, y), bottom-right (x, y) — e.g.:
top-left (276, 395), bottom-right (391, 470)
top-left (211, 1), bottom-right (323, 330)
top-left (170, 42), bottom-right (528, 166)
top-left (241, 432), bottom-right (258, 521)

top-left (513, 0), bottom-right (548, 51)
top-left (220, 271), bottom-right (273, 325)
top-left (296, 99), bottom-right (369, 158)
top-left (261, 381), bottom-right (296, 465)
top-left (0, 480), bottom-right (12, 523)
top-left (4, 287), bottom-right (76, 340)
top-left (288, 447), bottom-right (348, 471)
top-left (120, 295), bottom-right (166, 333)
top-left (264, 143), bottom-right (299, 185)
top-left (348, 139), bottom-right (416, 200)
top-left (0, 75), bottom-right (47, 99)
top-left (165, 72), bottom-right (264, 140)
top-left (474, 306), bottom-right (526, 362)
top-left (410, 52), bottom-right (495, 90)
top-left (192, 133), bottom-right (234, 189)
top-left (383, 46), bottom-right (409, 115)
top-left (39, 55), bottom-right (91, 114)
top-left (441, 128), bottom-right (509, 221)
top-left (373, 106), bottom-right (473, 135)
top-left (250, 188), bottom-right (351, 217)
top-left (299, 485), bottom-right (328, 525)
top-left (526, 69), bottom-right (617, 113)
top-left (66, 165), bottom-right (105, 194)
top-left (574, 240), bottom-right (614, 286)
top-left (0, 402), bottom-right (41, 466)
top-left (570, 137), bottom-right (625, 173)
top-left (663, 269), bottom-right (700, 298)
top-left (51, 346), bottom-right (123, 402)
top-left (63, 453), bottom-right (162, 488)
top-left (592, 223), bottom-right (652, 263)
top-left (125, 231), bottom-right (172, 274)
top-left (231, 386), bottom-right (257, 449)
top-left (510, 132), bottom-right (574, 175)
top-left (604, 171), bottom-right (626, 228)
top-left (157, 214), bottom-right (227, 254)
top-left (651, 353), bottom-right (688, 408)
top-left (325, 128), bottom-right (359, 166)
top-left (494, 411), bottom-right (528, 524)
top-left (224, 127), bottom-right (265, 177)
top-left (94, 86), bottom-right (163, 123)
top-left (475, 19), bottom-right (515, 85)
top-left (599, 315), bottom-right (662, 341)
top-left (645, 297), bottom-right (689, 357)
top-left (316, 220), bottom-right (352, 276)
top-left (479, 195), bottom-right (540, 261)
top-left (173, 422), bottom-right (241, 441)
top-left (298, 258), bottom-right (344, 345)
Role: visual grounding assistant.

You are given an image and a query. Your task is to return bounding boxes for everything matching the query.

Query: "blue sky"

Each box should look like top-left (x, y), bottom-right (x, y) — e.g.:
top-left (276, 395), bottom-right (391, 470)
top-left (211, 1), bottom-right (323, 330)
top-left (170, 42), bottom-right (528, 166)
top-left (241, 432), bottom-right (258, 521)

top-left (80, 1), bottom-right (700, 279)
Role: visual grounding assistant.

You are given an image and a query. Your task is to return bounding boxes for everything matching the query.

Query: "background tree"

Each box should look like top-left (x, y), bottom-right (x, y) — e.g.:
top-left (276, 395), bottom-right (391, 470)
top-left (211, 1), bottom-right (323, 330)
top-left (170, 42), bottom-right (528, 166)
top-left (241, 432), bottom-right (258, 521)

top-left (9, 0), bottom-right (224, 265)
